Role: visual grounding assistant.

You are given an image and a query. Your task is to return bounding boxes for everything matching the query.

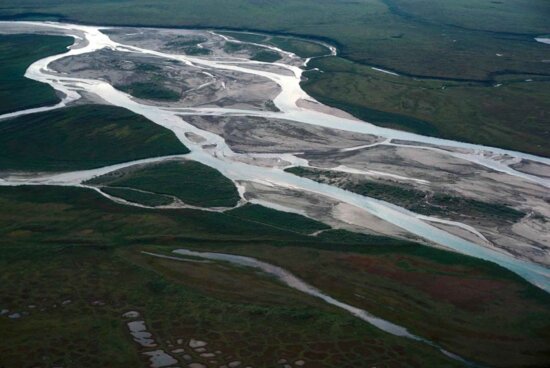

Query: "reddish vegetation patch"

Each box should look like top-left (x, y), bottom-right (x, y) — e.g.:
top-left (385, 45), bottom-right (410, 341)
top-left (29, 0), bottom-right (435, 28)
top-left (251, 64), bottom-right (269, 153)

top-left (338, 254), bottom-right (512, 310)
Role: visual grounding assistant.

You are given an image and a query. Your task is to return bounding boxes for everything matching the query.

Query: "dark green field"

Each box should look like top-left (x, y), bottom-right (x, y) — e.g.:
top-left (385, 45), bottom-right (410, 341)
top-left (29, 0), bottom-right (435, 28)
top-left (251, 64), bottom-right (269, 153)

top-left (87, 160), bottom-right (240, 207)
top-left (0, 34), bottom-right (72, 115)
top-left (227, 204), bottom-right (330, 235)
top-left (1, 186), bottom-right (549, 367)
top-left (0, 105), bottom-right (189, 171)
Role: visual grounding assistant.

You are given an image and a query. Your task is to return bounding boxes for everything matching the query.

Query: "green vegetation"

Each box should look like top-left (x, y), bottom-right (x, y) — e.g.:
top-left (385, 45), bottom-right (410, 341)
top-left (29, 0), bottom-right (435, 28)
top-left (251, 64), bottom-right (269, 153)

top-left (410, 194), bottom-right (525, 223)
top-left (0, 185), bottom-right (548, 367)
top-left (165, 36), bottom-right (212, 55)
top-left (134, 63), bottom-right (162, 72)
top-left (220, 31), bottom-right (328, 58)
top-left (387, 0), bottom-right (548, 34)
top-left (0, 34), bottom-right (72, 115)
top-left (0, 244), bottom-right (458, 367)
top-left (227, 204), bottom-right (330, 235)
top-left (182, 45), bottom-right (212, 55)
top-left (100, 186), bottom-right (174, 207)
top-left (268, 36), bottom-right (329, 58)
top-left (286, 166), bottom-right (525, 223)
top-left (116, 82), bottom-right (181, 101)
top-left (87, 160), bottom-right (240, 207)
top-left (223, 41), bottom-right (248, 53)
top-left (0, 1), bottom-right (548, 155)
top-left (165, 35), bottom-right (207, 47)
top-left (251, 50), bottom-right (281, 62)
top-left (1, 0), bottom-right (547, 80)
top-left (302, 57), bottom-right (550, 156)
top-left (0, 105), bottom-right (189, 171)
top-left (263, 100), bottom-right (280, 112)
top-left (201, 244), bottom-right (550, 368)
top-left (218, 31), bottom-right (268, 44)
top-left (1, 2), bottom-right (550, 366)
top-left (318, 229), bottom-right (421, 248)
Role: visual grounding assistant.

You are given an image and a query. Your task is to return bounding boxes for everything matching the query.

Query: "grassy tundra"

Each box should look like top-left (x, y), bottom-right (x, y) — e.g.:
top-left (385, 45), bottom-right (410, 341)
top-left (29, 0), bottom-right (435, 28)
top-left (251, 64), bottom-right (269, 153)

top-left (0, 1), bottom-right (548, 155)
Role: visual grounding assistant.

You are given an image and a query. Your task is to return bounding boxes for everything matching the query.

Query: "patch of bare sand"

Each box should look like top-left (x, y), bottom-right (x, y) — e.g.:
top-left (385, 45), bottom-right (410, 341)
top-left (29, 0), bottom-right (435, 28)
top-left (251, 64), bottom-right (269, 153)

top-left (331, 202), bottom-right (413, 239)
top-left (297, 98), bottom-right (361, 120)
top-left (241, 181), bottom-right (446, 246)
top-left (184, 131), bottom-right (206, 143)
top-left (423, 221), bottom-right (494, 249)
top-left (183, 115), bottom-right (379, 154)
top-left (511, 159), bottom-right (550, 179)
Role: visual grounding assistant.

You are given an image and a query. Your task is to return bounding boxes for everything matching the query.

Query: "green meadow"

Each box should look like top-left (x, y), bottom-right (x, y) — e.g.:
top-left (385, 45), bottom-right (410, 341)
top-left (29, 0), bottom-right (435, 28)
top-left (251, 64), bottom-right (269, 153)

top-left (0, 105), bottom-right (188, 171)
top-left (0, 34), bottom-right (72, 115)
top-left (302, 57), bottom-right (550, 156)
top-left (87, 160), bottom-right (240, 207)
top-left (0, 186), bottom-right (548, 367)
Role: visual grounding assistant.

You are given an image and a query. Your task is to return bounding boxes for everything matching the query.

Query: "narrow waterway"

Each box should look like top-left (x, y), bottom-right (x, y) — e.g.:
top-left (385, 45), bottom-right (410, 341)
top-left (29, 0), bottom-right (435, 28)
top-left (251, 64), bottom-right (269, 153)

top-left (151, 249), bottom-right (478, 366)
